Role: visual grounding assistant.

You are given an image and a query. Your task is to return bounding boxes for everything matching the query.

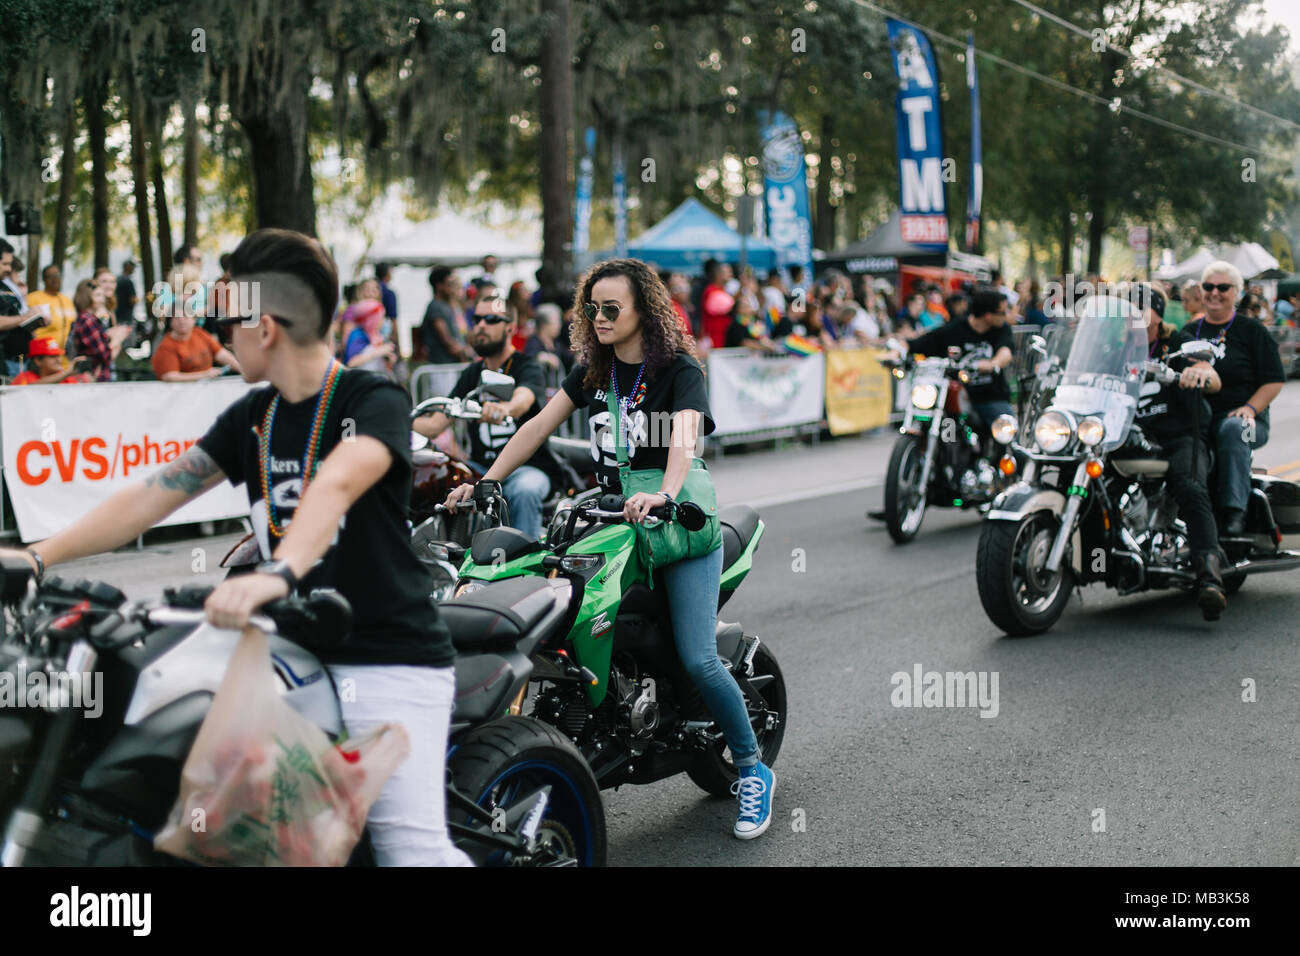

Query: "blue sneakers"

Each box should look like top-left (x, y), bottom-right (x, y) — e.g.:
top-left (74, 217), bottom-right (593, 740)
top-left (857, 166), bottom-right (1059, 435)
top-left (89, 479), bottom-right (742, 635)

top-left (731, 761), bottom-right (775, 840)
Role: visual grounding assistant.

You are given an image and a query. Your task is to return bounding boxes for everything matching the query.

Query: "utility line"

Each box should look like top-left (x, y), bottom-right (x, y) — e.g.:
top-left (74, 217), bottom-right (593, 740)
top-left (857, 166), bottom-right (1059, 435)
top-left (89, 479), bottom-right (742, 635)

top-left (1005, 0), bottom-right (1300, 135)
top-left (845, 0), bottom-right (1295, 161)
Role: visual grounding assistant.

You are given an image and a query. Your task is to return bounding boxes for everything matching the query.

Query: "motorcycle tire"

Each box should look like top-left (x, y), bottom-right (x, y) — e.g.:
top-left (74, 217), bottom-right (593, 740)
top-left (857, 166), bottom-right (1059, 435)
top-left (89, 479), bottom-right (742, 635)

top-left (448, 716), bottom-right (607, 867)
top-left (687, 644), bottom-right (788, 798)
top-left (884, 435), bottom-right (929, 544)
top-left (977, 512), bottom-right (1073, 636)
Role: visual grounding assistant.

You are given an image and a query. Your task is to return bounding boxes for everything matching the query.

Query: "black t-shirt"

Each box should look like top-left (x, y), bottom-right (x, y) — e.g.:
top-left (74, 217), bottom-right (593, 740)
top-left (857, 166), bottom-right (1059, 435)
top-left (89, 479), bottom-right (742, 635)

top-left (724, 317), bottom-right (763, 348)
top-left (908, 319), bottom-right (1014, 402)
top-left (1135, 325), bottom-right (1211, 442)
top-left (115, 276), bottom-right (136, 324)
top-left (1187, 313), bottom-right (1284, 422)
top-left (0, 286), bottom-right (33, 360)
top-left (198, 367), bottom-right (453, 668)
top-left (451, 351), bottom-right (557, 480)
top-left (422, 299), bottom-right (463, 365)
top-left (561, 351), bottom-right (715, 493)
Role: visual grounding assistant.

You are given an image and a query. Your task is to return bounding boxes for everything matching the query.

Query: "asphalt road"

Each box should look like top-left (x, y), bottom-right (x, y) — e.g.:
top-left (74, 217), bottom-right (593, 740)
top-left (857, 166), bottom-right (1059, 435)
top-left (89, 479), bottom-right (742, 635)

top-left (46, 384), bottom-right (1300, 867)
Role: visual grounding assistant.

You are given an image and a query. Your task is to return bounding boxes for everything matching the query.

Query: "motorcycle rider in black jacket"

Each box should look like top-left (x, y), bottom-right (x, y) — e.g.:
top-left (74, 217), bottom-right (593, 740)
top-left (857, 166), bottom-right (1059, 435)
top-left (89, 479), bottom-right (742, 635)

top-left (1130, 285), bottom-right (1227, 620)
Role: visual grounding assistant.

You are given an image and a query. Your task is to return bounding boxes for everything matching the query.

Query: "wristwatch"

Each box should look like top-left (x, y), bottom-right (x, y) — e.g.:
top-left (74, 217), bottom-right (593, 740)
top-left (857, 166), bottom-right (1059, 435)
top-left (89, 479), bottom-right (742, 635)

top-left (256, 560), bottom-right (299, 592)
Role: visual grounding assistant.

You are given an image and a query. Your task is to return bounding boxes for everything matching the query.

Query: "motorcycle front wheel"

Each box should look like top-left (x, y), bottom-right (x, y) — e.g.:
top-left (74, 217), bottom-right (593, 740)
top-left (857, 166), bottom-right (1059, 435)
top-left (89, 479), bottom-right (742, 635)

top-left (884, 435), bottom-right (930, 544)
top-left (448, 717), bottom-right (607, 866)
top-left (977, 511), bottom-right (1073, 636)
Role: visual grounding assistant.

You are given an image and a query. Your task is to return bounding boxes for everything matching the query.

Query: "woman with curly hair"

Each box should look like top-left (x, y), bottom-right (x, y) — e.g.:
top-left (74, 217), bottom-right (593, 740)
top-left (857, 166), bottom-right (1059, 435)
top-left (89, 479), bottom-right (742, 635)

top-left (444, 257), bottom-right (776, 840)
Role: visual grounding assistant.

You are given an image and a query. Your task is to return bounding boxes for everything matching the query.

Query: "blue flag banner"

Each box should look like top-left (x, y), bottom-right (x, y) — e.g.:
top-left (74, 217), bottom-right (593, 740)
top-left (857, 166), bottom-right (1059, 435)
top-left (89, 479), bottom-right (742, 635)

top-left (759, 110), bottom-right (814, 286)
top-left (886, 18), bottom-right (948, 251)
top-left (573, 127), bottom-right (596, 257)
top-left (966, 32), bottom-right (983, 252)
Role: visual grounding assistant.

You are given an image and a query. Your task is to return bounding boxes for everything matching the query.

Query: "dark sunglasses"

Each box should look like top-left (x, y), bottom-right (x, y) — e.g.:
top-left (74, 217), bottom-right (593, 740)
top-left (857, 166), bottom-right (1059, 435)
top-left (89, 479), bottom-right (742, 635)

top-left (1201, 282), bottom-right (1235, 294)
top-left (215, 314), bottom-right (293, 329)
top-left (582, 302), bottom-right (622, 322)
top-left (472, 314), bottom-right (510, 326)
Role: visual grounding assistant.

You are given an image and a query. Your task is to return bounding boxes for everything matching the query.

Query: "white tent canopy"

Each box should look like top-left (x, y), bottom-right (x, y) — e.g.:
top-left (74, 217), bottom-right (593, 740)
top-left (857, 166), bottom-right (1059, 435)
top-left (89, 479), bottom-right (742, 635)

top-left (1155, 242), bottom-right (1282, 283)
top-left (367, 209), bottom-right (541, 268)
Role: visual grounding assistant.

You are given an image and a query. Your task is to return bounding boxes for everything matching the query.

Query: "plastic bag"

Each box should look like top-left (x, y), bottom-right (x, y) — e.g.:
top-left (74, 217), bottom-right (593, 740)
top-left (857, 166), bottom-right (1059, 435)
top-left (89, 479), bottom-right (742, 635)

top-left (154, 626), bottom-right (409, 866)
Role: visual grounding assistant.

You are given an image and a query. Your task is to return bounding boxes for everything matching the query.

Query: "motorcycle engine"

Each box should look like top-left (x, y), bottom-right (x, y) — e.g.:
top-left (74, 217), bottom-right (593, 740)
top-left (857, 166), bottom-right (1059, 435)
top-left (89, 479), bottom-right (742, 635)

top-left (611, 663), bottom-right (658, 754)
top-left (1120, 486), bottom-right (1149, 531)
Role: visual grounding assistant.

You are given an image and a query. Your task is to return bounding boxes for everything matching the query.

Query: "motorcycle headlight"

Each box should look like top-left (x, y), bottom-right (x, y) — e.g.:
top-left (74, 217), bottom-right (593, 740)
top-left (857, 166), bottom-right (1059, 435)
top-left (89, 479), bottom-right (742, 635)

top-left (1033, 409), bottom-right (1074, 454)
top-left (911, 383), bottom-right (939, 410)
top-left (1077, 416), bottom-right (1106, 447)
top-left (991, 414), bottom-right (1018, 446)
top-left (453, 579), bottom-right (488, 599)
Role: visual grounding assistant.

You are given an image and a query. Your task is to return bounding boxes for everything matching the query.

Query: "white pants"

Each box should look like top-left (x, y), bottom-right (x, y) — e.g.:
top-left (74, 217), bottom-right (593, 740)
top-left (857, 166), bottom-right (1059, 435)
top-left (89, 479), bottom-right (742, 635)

top-left (326, 663), bottom-right (473, 867)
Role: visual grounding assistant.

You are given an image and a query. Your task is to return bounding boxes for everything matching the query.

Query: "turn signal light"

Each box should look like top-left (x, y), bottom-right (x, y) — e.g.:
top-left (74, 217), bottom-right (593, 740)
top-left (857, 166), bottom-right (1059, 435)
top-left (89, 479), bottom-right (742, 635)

top-left (999, 455), bottom-right (1016, 476)
top-left (1085, 459), bottom-right (1103, 479)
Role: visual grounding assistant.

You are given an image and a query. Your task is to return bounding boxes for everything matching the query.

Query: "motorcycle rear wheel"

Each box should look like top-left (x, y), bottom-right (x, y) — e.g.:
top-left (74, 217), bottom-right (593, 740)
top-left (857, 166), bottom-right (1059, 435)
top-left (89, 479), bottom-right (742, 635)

top-left (977, 512), bottom-right (1073, 636)
top-left (448, 717), bottom-right (607, 866)
top-left (884, 435), bottom-right (929, 544)
top-left (687, 644), bottom-right (788, 798)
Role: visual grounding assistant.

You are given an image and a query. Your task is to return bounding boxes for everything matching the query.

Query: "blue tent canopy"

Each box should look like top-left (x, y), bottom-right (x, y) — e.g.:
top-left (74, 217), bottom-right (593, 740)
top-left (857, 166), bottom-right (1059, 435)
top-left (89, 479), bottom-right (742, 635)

top-left (595, 198), bottom-right (778, 272)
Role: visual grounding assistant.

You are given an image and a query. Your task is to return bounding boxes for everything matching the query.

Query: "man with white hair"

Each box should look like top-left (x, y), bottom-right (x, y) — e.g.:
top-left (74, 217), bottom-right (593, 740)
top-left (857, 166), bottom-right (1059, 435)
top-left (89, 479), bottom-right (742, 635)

top-left (1188, 260), bottom-right (1285, 537)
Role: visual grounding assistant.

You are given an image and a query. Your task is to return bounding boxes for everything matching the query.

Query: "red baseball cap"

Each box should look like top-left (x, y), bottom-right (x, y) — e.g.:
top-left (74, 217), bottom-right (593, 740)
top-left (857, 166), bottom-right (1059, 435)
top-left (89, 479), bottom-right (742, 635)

top-left (29, 338), bottom-right (64, 357)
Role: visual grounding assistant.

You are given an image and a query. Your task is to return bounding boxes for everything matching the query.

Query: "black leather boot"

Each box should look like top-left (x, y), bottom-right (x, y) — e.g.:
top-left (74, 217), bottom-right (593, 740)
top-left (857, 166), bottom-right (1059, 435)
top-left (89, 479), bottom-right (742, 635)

top-left (1222, 508), bottom-right (1246, 537)
top-left (1194, 550), bottom-right (1226, 622)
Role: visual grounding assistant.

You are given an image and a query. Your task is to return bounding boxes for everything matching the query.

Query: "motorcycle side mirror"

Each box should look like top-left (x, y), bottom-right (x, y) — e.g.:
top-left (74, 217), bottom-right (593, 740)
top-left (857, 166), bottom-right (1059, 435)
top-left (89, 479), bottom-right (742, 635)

top-left (479, 370), bottom-right (516, 401)
top-left (947, 346), bottom-right (963, 361)
top-left (676, 501), bottom-right (707, 532)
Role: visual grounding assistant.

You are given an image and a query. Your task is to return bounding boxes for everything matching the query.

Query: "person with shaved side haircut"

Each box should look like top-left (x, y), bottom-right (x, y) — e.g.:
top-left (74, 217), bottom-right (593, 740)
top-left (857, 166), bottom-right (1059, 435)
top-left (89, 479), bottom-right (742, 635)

top-left (2, 228), bottom-right (469, 867)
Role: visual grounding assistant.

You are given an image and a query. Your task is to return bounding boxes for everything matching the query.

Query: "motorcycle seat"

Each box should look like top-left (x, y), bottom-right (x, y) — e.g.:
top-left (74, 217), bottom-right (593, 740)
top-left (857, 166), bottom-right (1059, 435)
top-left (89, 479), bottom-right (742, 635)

top-left (442, 576), bottom-right (559, 651)
top-left (1112, 459), bottom-right (1169, 477)
top-left (720, 505), bottom-right (761, 571)
top-left (548, 436), bottom-right (594, 474)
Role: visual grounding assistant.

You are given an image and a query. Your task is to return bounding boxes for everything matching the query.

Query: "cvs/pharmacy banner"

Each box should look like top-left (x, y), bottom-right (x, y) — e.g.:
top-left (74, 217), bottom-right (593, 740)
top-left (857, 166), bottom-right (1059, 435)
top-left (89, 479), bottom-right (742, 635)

top-left (1, 380), bottom-right (255, 541)
top-left (707, 349), bottom-right (825, 436)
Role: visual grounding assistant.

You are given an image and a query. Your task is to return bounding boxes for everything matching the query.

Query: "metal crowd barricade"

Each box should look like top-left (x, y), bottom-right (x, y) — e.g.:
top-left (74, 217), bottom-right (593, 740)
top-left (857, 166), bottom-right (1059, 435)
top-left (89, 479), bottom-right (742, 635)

top-left (409, 362), bottom-right (469, 405)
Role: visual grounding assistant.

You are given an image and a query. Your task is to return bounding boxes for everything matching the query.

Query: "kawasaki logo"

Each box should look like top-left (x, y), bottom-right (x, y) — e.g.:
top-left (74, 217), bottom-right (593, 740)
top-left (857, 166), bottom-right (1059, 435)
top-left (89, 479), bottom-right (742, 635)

top-left (590, 611), bottom-right (612, 638)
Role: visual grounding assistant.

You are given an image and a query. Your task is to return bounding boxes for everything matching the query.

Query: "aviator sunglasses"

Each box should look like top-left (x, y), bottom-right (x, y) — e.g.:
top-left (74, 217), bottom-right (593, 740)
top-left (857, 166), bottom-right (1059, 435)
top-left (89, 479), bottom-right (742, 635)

top-left (583, 301), bottom-right (623, 322)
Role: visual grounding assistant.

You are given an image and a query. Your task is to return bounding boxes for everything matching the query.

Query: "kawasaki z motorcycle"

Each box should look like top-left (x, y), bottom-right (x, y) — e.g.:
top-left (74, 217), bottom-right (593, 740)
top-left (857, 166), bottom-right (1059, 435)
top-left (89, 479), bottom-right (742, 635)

top-left (0, 558), bottom-right (605, 866)
top-left (976, 294), bottom-right (1300, 635)
top-left (449, 481), bottom-right (785, 797)
top-left (875, 345), bottom-right (1011, 543)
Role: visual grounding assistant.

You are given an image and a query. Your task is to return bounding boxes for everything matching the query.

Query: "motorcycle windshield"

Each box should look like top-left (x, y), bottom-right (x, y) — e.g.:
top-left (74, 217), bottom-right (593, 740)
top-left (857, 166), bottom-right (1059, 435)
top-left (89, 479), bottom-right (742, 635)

top-left (1048, 295), bottom-right (1148, 451)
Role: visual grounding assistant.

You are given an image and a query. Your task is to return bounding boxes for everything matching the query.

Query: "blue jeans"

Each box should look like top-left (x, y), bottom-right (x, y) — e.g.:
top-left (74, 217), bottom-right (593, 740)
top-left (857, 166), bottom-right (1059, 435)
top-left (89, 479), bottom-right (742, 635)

top-left (970, 399), bottom-right (1014, 433)
top-left (662, 546), bottom-right (759, 768)
top-left (474, 463), bottom-right (551, 541)
top-left (1213, 414), bottom-right (1269, 513)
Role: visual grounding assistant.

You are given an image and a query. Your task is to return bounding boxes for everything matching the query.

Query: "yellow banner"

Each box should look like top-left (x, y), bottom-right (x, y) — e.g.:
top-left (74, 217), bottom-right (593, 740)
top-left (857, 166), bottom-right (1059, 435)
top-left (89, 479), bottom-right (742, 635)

top-left (824, 348), bottom-right (895, 436)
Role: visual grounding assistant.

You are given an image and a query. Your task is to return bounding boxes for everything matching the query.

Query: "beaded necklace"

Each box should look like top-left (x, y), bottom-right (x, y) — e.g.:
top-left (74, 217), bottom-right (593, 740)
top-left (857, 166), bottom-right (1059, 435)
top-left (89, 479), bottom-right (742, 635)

top-left (1194, 313), bottom-right (1235, 345)
top-left (609, 356), bottom-right (647, 412)
top-left (258, 360), bottom-right (344, 538)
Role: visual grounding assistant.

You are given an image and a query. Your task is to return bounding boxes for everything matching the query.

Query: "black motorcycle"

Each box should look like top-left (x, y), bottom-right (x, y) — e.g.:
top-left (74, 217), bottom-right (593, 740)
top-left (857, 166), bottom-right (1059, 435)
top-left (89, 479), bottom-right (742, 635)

top-left (976, 295), bottom-right (1300, 635)
top-left (0, 558), bottom-right (605, 866)
top-left (874, 345), bottom-right (1012, 542)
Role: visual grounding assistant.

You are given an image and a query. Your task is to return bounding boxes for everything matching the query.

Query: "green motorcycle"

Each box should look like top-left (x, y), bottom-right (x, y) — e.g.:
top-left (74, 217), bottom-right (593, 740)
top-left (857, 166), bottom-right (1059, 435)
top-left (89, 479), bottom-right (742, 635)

top-left (445, 481), bottom-right (786, 797)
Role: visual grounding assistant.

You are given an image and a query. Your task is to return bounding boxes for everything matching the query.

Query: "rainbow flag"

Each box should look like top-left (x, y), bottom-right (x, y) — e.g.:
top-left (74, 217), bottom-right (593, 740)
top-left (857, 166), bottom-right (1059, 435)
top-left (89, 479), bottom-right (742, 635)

top-left (782, 333), bottom-right (822, 356)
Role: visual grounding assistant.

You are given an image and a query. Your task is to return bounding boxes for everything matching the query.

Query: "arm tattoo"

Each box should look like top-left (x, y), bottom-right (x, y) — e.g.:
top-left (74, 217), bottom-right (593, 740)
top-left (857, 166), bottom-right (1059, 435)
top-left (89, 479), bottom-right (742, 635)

top-left (146, 446), bottom-right (223, 495)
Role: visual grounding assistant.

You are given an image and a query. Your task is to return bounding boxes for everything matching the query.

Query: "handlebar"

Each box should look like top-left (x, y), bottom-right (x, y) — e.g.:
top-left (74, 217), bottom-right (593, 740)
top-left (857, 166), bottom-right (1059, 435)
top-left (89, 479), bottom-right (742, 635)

top-left (410, 395), bottom-right (514, 428)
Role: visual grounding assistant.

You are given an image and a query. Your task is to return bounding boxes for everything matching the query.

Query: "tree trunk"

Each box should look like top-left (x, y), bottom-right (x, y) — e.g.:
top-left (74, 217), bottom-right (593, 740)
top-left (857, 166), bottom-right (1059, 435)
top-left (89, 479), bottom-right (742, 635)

top-left (84, 76), bottom-right (111, 269)
top-left (51, 102), bottom-right (78, 272)
top-left (183, 94), bottom-right (200, 247)
top-left (240, 113), bottom-right (317, 235)
top-left (538, 0), bottom-right (574, 296)
top-left (128, 82), bottom-right (156, 292)
top-left (1025, 235), bottom-right (1037, 281)
top-left (149, 101), bottom-right (174, 276)
top-left (1059, 208), bottom-right (1073, 277)
top-left (1086, 210), bottom-right (1105, 276)
top-left (814, 113), bottom-right (835, 251)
